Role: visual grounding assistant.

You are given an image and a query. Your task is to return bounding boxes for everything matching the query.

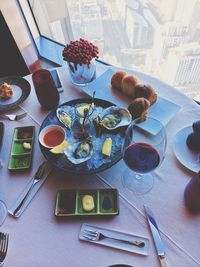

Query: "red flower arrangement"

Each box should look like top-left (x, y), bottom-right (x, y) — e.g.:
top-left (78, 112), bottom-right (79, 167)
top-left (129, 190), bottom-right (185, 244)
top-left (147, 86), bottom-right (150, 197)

top-left (62, 38), bottom-right (99, 66)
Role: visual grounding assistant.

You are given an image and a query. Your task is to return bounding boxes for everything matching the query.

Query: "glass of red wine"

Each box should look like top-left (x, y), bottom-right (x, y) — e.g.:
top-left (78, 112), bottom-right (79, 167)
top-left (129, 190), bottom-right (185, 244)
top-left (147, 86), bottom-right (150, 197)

top-left (122, 117), bottom-right (167, 194)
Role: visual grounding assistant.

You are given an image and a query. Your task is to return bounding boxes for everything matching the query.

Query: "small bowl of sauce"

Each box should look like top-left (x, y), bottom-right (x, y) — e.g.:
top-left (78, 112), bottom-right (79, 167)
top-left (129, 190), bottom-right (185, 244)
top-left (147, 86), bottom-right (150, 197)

top-left (39, 125), bottom-right (66, 149)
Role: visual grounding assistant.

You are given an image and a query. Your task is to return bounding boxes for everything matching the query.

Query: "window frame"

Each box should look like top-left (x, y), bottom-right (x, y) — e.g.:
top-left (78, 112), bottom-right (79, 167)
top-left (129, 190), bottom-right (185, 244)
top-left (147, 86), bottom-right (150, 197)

top-left (17, 0), bottom-right (66, 66)
top-left (17, 0), bottom-right (111, 67)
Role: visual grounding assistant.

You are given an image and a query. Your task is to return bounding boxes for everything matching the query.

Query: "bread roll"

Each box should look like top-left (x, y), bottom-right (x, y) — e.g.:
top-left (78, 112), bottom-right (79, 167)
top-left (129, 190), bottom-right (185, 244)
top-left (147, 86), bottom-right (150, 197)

top-left (134, 84), bottom-right (157, 105)
top-left (128, 97), bottom-right (150, 119)
top-left (122, 75), bottom-right (140, 98)
top-left (111, 71), bottom-right (127, 91)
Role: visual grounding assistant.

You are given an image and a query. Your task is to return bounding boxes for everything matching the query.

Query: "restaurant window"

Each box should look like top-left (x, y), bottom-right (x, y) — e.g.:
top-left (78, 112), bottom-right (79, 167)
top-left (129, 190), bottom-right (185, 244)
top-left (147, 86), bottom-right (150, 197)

top-left (18, 0), bottom-right (200, 102)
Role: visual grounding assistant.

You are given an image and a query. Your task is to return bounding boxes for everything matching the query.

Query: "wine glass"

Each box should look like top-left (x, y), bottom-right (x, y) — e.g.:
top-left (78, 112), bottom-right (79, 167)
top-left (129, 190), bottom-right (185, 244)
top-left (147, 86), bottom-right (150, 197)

top-left (0, 197), bottom-right (7, 226)
top-left (122, 117), bottom-right (167, 194)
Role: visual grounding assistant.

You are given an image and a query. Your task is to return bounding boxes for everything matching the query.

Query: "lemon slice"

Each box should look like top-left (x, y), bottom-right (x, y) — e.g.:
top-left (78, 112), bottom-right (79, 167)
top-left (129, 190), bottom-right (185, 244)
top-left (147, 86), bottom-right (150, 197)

top-left (50, 140), bottom-right (68, 154)
top-left (102, 137), bottom-right (112, 157)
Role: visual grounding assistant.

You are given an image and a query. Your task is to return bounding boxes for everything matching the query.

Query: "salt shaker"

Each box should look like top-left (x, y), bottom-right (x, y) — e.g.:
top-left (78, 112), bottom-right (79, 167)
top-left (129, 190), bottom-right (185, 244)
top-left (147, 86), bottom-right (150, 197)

top-left (184, 171), bottom-right (200, 213)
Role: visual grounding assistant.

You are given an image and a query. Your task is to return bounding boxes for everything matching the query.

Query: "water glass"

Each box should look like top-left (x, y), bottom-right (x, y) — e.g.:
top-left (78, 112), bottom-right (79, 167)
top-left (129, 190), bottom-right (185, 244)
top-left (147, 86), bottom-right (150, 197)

top-left (0, 199), bottom-right (7, 226)
top-left (32, 69), bottom-right (60, 110)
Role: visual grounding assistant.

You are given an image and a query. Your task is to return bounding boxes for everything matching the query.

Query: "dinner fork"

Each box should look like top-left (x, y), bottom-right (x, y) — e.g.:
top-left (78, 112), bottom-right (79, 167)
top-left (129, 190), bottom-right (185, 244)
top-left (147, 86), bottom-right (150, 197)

top-left (13, 162), bottom-right (47, 217)
top-left (83, 229), bottom-right (145, 248)
top-left (0, 112), bottom-right (27, 121)
top-left (0, 232), bottom-right (9, 266)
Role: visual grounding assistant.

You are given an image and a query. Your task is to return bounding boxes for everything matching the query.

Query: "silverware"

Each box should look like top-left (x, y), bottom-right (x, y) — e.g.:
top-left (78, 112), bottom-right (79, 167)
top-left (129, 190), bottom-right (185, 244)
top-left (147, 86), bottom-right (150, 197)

top-left (0, 122), bottom-right (4, 168)
top-left (83, 229), bottom-right (145, 248)
top-left (0, 232), bottom-right (9, 265)
top-left (13, 162), bottom-right (46, 217)
top-left (144, 205), bottom-right (169, 267)
top-left (0, 112), bottom-right (27, 121)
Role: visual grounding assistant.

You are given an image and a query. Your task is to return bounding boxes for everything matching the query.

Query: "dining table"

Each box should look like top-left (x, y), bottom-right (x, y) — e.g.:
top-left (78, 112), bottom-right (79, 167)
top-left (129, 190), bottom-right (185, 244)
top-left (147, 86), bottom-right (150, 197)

top-left (0, 61), bottom-right (200, 267)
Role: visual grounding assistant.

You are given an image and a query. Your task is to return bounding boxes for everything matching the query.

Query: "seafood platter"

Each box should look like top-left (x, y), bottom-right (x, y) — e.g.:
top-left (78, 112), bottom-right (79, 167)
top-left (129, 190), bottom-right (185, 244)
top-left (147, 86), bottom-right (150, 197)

top-left (39, 98), bottom-right (132, 174)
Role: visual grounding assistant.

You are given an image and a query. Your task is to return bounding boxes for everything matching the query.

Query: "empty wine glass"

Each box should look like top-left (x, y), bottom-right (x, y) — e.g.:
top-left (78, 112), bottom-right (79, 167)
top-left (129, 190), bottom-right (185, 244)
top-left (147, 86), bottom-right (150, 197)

top-left (0, 198), bottom-right (7, 226)
top-left (122, 117), bottom-right (167, 194)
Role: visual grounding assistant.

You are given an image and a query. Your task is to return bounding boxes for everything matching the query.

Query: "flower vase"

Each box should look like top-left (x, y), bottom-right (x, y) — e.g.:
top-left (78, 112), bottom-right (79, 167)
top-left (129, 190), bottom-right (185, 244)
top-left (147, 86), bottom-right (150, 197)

top-left (67, 60), bottom-right (96, 86)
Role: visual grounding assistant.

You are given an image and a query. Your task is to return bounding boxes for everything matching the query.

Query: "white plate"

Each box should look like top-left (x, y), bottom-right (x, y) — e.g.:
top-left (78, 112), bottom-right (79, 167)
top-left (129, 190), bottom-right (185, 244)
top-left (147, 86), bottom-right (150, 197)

top-left (173, 126), bottom-right (200, 173)
top-left (83, 68), bottom-right (181, 135)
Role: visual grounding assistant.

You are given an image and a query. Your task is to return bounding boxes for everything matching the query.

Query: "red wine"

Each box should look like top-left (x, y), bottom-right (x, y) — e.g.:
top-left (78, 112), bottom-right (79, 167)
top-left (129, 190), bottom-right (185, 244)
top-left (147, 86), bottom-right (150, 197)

top-left (124, 143), bottom-right (160, 173)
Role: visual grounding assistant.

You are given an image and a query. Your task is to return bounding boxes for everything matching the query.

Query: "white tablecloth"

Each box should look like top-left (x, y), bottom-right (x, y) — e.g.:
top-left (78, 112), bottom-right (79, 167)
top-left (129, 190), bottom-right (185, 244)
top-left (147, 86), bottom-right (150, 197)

top-left (0, 63), bottom-right (200, 267)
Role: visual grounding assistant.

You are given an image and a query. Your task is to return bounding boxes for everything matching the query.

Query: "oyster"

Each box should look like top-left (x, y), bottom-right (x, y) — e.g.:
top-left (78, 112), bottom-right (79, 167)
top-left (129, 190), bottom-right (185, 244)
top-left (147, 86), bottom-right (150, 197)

top-left (94, 106), bottom-right (132, 130)
top-left (64, 137), bottom-right (93, 164)
top-left (76, 103), bottom-right (94, 117)
top-left (56, 107), bottom-right (72, 129)
top-left (101, 113), bottom-right (121, 128)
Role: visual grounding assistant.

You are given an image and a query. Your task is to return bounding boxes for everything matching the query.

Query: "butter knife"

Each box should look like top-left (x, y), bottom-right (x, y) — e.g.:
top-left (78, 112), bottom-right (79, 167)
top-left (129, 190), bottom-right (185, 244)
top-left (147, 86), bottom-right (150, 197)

top-left (144, 205), bottom-right (169, 267)
top-left (12, 162), bottom-right (47, 217)
top-left (8, 161), bottom-right (52, 217)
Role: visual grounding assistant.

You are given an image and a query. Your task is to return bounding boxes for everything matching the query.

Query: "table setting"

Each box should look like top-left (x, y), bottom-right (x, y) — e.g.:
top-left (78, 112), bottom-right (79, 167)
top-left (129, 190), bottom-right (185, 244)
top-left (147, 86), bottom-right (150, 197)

top-left (0, 38), bottom-right (199, 266)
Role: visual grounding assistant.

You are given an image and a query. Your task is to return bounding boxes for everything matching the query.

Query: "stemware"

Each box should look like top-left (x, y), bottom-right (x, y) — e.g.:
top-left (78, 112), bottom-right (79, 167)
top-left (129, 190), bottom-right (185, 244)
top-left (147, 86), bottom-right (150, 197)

top-left (0, 198), bottom-right (7, 226)
top-left (72, 117), bottom-right (91, 140)
top-left (122, 117), bottom-right (167, 194)
top-left (72, 91), bottom-right (95, 140)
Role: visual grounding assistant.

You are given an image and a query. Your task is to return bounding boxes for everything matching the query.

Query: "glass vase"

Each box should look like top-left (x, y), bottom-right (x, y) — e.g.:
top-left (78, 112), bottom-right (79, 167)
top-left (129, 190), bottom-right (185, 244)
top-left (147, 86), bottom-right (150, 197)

top-left (67, 60), bottom-right (96, 86)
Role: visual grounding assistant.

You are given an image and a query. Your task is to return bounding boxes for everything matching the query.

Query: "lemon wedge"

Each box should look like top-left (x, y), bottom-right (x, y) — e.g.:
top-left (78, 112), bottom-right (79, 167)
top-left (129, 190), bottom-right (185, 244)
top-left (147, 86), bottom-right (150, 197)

top-left (50, 140), bottom-right (68, 154)
top-left (102, 137), bottom-right (112, 157)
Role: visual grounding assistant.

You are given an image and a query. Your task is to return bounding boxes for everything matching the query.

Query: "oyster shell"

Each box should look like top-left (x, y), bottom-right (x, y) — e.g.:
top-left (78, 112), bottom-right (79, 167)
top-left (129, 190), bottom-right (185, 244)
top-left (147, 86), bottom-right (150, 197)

top-left (56, 107), bottom-right (72, 129)
top-left (76, 103), bottom-right (94, 117)
top-left (95, 106), bottom-right (132, 130)
top-left (64, 137), bottom-right (93, 164)
top-left (102, 113), bottom-right (121, 128)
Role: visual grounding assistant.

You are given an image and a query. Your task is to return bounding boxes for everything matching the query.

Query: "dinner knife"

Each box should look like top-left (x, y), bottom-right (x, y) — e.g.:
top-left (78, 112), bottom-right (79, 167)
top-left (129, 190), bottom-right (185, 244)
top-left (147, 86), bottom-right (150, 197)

top-left (144, 205), bottom-right (169, 267)
top-left (0, 122), bottom-right (4, 168)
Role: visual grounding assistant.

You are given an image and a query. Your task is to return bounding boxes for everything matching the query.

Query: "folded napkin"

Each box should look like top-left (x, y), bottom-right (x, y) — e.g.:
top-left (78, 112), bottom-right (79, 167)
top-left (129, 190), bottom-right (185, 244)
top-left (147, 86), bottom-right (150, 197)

top-left (8, 161), bottom-right (52, 218)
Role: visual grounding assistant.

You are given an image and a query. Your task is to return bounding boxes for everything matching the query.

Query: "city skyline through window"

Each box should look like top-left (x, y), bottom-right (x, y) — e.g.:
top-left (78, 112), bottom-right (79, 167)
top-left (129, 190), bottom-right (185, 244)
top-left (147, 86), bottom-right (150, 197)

top-left (29, 0), bottom-right (200, 101)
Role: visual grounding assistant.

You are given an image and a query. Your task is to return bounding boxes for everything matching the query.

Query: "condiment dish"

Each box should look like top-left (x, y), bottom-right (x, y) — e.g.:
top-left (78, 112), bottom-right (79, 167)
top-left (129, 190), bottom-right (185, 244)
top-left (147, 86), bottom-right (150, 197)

top-left (39, 125), bottom-right (66, 149)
